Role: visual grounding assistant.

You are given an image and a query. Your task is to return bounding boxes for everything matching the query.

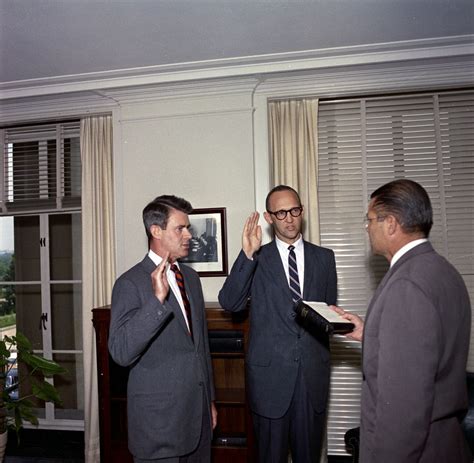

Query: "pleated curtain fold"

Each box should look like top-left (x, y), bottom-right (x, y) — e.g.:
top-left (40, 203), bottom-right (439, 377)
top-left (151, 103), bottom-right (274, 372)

top-left (81, 115), bottom-right (116, 463)
top-left (268, 98), bottom-right (321, 245)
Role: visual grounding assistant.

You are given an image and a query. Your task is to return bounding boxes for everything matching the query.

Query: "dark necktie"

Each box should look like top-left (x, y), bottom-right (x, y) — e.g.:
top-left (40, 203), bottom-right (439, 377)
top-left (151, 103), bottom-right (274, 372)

top-left (170, 264), bottom-right (193, 339)
top-left (288, 245), bottom-right (302, 303)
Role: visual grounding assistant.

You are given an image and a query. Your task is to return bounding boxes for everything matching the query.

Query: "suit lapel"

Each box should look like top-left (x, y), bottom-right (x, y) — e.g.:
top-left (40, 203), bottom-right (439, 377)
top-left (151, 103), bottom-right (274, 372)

top-left (302, 241), bottom-right (314, 300)
top-left (365, 268), bottom-right (392, 322)
top-left (141, 256), bottom-right (195, 345)
top-left (263, 241), bottom-right (293, 301)
top-left (261, 242), bottom-right (301, 334)
top-left (181, 266), bottom-right (201, 349)
top-left (168, 289), bottom-right (195, 342)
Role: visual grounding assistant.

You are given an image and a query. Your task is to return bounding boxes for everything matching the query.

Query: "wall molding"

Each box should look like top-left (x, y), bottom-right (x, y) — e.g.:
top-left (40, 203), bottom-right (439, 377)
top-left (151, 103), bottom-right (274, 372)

top-left (120, 107), bottom-right (255, 124)
top-left (0, 91), bottom-right (118, 125)
top-left (1, 35), bottom-right (472, 101)
top-left (254, 56), bottom-right (474, 98)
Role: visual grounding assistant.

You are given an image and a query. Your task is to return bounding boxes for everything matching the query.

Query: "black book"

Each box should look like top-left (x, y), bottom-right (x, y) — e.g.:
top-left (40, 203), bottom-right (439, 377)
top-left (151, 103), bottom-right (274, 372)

top-left (294, 300), bottom-right (355, 335)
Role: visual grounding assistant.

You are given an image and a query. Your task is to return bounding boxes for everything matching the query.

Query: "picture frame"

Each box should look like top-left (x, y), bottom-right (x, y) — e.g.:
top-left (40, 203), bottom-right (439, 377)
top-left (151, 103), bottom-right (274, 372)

top-left (179, 207), bottom-right (228, 277)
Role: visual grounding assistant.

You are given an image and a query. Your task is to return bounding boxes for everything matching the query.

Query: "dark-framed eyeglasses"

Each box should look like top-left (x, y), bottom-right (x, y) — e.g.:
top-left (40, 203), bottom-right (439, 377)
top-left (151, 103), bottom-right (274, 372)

top-left (268, 206), bottom-right (303, 220)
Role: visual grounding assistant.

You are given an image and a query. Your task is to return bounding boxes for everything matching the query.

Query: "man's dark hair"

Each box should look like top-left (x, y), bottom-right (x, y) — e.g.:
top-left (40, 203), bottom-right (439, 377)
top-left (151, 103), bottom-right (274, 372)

top-left (370, 179), bottom-right (433, 237)
top-left (143, 195), bottom-right (192, 241)
top-left (265, 185), bottom-right (301, 211)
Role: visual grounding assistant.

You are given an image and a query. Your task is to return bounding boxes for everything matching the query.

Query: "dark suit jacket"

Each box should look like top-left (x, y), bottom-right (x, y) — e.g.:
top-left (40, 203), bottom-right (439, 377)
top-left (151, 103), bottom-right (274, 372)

top-left (108, 256), bottom-right (215, 460)
top-left (218, 240), bottom-right (337, 418)
top-left (360, 242), bottom-right (471, 463)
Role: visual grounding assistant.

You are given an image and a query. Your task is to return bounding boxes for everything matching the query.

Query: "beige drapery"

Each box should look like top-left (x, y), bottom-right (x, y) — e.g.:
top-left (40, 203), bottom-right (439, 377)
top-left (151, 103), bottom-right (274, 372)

top-left (81, 115), bottom-right (116, 463)
top-left (268, 98), bottom-right (327, 463)
top-left (268, 98), bottom-right (320, 244)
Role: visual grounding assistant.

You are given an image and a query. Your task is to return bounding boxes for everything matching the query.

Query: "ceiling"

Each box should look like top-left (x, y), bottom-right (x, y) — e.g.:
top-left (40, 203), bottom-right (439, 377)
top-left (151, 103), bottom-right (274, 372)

top-left (1, 0), bottom-right (473, 89)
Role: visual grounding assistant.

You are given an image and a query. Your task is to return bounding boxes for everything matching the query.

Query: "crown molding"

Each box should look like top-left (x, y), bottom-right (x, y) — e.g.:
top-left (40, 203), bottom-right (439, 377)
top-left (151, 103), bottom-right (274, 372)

top-left (254, 56), bottom-right (474, 98)
top-left (0, 91), bottom-right (118, 125)
top-left (1, 35), bottom-right (472, 101)
top-left (101, 77), bottom-right (261, 104)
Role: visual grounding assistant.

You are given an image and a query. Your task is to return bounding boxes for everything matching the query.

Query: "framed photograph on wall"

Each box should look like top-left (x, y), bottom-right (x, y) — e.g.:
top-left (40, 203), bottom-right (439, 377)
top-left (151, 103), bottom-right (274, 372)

top-left (179, 207), bottom-right (228, 277)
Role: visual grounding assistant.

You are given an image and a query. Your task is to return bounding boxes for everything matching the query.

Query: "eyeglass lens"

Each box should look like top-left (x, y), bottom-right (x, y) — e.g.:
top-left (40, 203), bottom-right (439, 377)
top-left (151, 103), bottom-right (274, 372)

top-left (275, 207), bottom-right (302, 220)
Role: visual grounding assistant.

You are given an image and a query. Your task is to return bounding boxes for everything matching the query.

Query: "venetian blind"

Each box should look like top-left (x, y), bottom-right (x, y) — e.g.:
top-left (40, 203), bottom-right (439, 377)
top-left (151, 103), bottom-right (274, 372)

top-left (318, 89), bottom-right (474, 455)
top-left (0, 121), bottom-right (81, 215)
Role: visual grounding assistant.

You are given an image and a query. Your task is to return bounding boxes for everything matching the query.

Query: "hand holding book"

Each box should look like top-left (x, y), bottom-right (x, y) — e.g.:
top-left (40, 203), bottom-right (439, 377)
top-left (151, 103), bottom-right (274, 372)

top-left (330, 305), bottom-right (364, 341)
top-left (293, 301), bottom-right (355, 335)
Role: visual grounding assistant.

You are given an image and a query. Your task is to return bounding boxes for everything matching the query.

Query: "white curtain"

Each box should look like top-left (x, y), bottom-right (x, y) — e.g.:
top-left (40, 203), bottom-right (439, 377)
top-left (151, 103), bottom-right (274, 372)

top-left (268, 98), bottom-right (321, 244)
top-left (81, 115), bottom-right (116, 463)
top-left (268, 98), bottom-right (327, 463)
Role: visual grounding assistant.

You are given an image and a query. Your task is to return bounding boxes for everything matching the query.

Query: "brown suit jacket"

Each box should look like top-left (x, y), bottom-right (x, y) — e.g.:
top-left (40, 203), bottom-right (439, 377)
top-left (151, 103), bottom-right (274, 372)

top-left (360, 242), bottom-right (471, 462)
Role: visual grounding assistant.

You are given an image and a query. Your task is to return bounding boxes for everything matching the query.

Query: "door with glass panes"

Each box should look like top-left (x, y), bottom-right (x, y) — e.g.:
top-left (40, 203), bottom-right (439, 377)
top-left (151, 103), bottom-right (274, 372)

top-left (0, 212), bottom-right (83, 430)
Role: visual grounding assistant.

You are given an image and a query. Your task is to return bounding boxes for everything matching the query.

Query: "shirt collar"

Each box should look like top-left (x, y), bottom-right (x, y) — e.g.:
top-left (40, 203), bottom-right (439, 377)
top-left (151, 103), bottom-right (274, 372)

top-left (148, 249), bottom-right (180, 270)
top-left (275, 234), bottom-right (303, 252)
top-left (390, 238), bottom-right (428, 267)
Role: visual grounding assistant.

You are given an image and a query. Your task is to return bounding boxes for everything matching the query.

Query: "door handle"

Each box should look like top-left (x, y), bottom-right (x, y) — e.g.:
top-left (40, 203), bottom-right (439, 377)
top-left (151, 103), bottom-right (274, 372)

top-left (40, 313), bottom-right (48, 330)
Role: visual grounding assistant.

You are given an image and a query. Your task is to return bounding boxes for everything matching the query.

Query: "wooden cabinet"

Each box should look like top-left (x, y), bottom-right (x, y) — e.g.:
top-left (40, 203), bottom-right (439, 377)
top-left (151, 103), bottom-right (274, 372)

top-left (92, 307), bottom-right (132, 463)
top-left (92, 303), bottom-right (255, 463)
top-left (206, 304), bottom-right (256, 462)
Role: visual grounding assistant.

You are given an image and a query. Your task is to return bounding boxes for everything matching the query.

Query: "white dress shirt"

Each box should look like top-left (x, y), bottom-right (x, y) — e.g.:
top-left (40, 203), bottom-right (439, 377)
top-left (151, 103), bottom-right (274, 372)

top-left (148, 250), bottom-right (191, 330)
top-left (275, 234), bottom-right (305, 296)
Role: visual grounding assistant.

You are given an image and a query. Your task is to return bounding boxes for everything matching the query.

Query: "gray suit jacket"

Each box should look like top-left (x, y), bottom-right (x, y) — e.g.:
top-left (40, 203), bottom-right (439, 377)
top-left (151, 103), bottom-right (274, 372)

top-left (108, 256), bottom-right (215, 460)
top-left (218, 240), bottom-right (337, 418)
top-left (360, 242), bottom-right (471, 462)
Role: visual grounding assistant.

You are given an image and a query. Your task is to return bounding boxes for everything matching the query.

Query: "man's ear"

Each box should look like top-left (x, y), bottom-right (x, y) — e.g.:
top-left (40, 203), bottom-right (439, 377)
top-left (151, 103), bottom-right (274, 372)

top-left (385, 215), bottom-right (398, 236)
top-left (150, 224), bottom-right (163, 240)
top-left (263, 211), bottom-right (273, 225)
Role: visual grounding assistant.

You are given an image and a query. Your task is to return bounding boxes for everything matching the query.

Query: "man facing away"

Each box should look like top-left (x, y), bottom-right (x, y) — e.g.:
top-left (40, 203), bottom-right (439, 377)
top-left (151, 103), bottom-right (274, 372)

top-left (108, 195), bottom-right (217, 463)
top-left (333, 179), bottom-right (471, 463)
top-left (219, 185), bottom-right (337, 462)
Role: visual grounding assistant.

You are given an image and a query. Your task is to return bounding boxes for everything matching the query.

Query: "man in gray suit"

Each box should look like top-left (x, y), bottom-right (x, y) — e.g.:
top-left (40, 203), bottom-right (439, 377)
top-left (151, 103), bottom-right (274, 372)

top-left (109, 195), bottom-right (217, 463)
top-left (219, 185), bottom-right (337, 462)
top-left (334, 179), bottom-right (471, 462)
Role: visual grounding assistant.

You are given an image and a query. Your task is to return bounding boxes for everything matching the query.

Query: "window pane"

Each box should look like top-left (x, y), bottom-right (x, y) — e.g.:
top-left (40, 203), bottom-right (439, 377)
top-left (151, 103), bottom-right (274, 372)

top-left (14, 215), bottom-right (41, 281)
top-left (53, 353), bottom-right (84, 421)
top-left (51, 283), bottom-right (82, 350)
top-left (14, 284), bottom-right (43, 350)
top-left (49, 214), bottom-right (82, 281)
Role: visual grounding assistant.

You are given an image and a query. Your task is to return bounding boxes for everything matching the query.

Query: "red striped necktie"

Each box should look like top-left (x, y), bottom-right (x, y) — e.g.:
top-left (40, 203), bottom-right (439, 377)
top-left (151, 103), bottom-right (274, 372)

top-left (170, 264), bottom-right (193, 339)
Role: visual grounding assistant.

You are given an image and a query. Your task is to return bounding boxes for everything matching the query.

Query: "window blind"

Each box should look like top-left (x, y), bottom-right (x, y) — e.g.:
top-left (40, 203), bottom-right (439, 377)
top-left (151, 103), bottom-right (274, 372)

top-left (0, 121), bottom-right (81, 215)
top-left (318, 89), bottom-right (474, 455)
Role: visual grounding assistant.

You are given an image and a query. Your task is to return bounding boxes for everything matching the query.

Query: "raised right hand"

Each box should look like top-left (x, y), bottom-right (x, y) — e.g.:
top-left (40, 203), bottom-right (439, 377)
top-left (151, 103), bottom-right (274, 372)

top-left (242, 212), bottom-right (262, 260)
top-left (151, 252), bottom-right (170, 304)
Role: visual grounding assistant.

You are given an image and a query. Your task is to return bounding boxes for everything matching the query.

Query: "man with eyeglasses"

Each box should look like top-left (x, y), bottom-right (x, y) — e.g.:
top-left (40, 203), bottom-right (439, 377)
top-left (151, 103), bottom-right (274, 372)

top-left (333, 179), bottom-right (471, 463)
top-left (219, 184), bottom-right (337, 462)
